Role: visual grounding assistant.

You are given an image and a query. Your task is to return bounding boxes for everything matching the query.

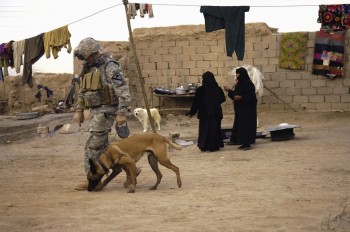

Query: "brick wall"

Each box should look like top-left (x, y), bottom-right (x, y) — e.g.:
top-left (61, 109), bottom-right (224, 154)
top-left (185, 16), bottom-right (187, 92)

top-left (2, 23), bottom-right (349, 115)
top-left (125, 24), bottom-right (350, 112)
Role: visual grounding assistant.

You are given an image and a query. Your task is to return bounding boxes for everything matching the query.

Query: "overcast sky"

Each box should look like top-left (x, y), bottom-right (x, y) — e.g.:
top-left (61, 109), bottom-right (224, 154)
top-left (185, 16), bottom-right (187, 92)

top-left (0, 0), bottom-right (346, 75)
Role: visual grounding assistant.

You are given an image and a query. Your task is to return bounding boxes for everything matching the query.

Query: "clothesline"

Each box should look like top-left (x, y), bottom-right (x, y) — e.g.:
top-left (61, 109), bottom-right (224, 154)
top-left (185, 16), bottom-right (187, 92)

top-left (66, 2), bottom-right (321, 27)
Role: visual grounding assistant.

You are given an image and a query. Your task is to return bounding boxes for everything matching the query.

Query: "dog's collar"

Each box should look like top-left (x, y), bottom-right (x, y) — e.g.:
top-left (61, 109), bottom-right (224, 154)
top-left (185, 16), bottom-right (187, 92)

top-left (97, 159), bottom-right (110, 175)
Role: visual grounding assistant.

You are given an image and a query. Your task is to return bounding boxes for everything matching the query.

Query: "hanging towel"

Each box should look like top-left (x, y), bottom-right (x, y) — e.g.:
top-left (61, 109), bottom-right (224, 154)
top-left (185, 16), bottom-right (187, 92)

top-left (23, 33), bottom-right (45, 88)
top-left (44, 25), bottom-right (72, 59)
top-left (312, 31), bottom-right (345, 78)
top-left (200, 6), bottom-right (250, 60)
top-left (12, 40), bottom-right (25, 74)
top-left (279, 32), bottom-right (308, 70)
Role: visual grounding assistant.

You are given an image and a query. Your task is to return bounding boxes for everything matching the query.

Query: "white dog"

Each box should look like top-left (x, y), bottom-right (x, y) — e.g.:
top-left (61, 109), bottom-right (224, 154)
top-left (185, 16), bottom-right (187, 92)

top-left (134, 108), bottom-right (161, 132)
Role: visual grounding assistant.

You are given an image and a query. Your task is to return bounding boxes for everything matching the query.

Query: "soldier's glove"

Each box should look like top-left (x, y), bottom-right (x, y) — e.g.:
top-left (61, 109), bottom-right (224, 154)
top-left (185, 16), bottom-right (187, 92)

top-left (72, 109), bottom-right (84, 127)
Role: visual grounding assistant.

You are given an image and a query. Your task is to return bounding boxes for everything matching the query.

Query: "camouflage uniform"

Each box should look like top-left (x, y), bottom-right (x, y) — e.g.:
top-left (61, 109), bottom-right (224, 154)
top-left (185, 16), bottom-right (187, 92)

top-left (74, 38), bottom-right (131, 173)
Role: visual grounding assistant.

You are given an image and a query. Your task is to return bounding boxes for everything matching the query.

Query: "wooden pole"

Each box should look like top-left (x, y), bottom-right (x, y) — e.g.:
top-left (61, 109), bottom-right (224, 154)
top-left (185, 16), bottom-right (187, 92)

top-left (123, 0), bottom-right (156, 133)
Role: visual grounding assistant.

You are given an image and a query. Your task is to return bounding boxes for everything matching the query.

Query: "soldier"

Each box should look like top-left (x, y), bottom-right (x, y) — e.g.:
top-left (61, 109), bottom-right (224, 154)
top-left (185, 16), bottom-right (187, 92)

top-left (72, 37), bottom-right (134, 190)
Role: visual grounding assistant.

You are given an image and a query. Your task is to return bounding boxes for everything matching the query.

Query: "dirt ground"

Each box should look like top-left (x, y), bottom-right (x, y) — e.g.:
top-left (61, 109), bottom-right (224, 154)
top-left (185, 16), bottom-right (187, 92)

top-left (0, 110), bottom-right (349, 232)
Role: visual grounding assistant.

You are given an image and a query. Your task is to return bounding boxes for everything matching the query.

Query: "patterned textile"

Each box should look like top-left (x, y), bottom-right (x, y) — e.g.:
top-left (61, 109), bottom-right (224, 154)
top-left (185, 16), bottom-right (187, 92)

top-left (279, 32), bottom-right (308, 70)
top-left (312, 31), bottom-right (345, 78)
top-left (318, 4), bottom-right (350, 31)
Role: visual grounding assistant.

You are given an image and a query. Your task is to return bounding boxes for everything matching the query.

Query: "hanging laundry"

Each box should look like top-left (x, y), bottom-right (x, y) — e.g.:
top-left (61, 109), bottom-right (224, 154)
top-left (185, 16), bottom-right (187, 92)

top-left (4, 41), bottom-right (14, 68)
top-left (12, 40), bottom-right (25, 74)
top-left (279, 32), bottom-right (308, 70)
top-left (312, 31), bottom-right (345, 78)
top-left (317, 4), bottom-right (350, 32)
top-left (0, 41), bottom-right (15, 77)
top-left (23, 33), bottom-right (45, 88)
top-left (128, 3), bottom-right (154, 19)
top-left (0, 43), bottom-right (9, 77)
top-left (200, 6), bottom-right (250, 60)
top-left (128, 3), bottom-right (137, 19)
top-left (44, 25), bottom-right (72, 59)
top-left (147, 4), bottom-right (154, 18)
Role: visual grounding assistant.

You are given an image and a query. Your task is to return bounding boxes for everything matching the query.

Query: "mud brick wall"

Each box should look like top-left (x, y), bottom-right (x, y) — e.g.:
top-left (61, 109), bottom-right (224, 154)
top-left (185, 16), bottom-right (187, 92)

top-left (0, 74), bottom-right (73, 114)
top-left (2, 23), bottom-right (350, 115)
top-left (125, 24), bottom-right (350, 113)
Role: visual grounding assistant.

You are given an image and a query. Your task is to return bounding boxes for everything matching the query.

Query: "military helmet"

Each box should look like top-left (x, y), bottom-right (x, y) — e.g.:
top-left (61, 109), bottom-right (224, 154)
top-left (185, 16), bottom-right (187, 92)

top-left (74, 37), bottom-right (100, 60)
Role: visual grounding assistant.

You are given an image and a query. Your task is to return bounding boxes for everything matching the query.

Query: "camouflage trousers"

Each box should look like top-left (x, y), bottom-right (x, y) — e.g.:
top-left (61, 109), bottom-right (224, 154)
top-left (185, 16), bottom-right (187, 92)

top-left (84, 112), bottom-right (115, 173)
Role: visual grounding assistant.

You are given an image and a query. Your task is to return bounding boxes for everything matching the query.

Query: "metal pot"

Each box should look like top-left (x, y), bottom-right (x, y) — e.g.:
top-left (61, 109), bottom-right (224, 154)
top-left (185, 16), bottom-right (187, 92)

top-left (175, 87), bottom-right (187, 95)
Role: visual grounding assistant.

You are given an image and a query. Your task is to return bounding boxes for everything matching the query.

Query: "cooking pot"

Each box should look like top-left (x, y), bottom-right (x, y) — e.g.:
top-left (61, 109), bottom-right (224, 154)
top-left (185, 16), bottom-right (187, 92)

top-left (175, 87), bottom-right (187, 95)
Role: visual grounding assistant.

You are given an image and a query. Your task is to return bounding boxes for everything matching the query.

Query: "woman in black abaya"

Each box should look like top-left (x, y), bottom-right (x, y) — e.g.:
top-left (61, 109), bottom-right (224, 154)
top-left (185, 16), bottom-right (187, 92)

top-left (224, 67), bottom-right (257, 150)
top-left (186, 71), bottom-right (226, 152)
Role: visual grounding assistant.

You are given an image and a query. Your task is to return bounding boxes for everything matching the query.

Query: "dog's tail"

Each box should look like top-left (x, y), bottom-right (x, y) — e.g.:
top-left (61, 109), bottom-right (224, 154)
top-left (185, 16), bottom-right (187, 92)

top-left (165, 138), bottom-right (182, 150)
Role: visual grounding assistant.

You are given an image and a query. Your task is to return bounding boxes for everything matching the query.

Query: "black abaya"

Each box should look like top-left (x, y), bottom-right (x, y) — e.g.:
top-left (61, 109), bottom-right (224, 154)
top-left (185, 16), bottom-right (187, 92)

top-left (187, 71), bottom-right (226, 152)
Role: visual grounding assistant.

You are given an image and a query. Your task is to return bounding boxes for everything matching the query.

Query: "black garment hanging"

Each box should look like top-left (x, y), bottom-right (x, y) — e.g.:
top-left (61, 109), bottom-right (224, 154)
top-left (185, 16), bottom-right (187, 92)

top-left (200, 6), bottom-right (250, 60)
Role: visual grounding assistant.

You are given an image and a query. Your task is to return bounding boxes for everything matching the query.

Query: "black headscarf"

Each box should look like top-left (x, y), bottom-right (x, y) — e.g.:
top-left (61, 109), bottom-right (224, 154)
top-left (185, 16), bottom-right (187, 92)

top-left (234, 67), bottom-right (253, 95)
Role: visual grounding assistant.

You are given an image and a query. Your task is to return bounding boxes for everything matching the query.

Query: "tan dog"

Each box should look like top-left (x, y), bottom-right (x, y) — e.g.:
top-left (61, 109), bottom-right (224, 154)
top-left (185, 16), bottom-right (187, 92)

top-left (87, 133), bottom-right (182, 193)
top-left (134, 107), bottom-right (161, 132)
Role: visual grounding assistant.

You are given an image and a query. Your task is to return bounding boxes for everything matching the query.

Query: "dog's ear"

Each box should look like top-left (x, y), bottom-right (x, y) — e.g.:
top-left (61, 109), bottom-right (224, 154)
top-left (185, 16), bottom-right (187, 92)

top-left (89, 159), bottom-right (97, 174)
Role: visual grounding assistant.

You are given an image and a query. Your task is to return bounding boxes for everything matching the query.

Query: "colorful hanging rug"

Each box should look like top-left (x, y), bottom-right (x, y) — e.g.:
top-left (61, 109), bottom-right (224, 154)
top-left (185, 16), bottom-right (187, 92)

top-left (279, 32), bottom-right (308, 70)
top-left (318, 4), bottom-right (350, 31)
top-left (312, 31), bottom-right (345, 78)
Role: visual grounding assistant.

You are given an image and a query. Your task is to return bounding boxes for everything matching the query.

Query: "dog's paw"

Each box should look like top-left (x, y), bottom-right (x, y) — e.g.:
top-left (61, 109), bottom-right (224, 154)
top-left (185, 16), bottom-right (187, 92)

top-left (124, 181), bottom-right (131, 188)
top-left (142, 130), bottom-right (147, 132)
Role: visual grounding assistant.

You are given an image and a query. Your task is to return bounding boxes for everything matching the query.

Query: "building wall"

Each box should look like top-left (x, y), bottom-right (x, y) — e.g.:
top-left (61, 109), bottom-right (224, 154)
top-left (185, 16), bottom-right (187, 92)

top-left (1, 23), bottom-right (349, 115)
top-left (126, 24), bottom-right (350, 113)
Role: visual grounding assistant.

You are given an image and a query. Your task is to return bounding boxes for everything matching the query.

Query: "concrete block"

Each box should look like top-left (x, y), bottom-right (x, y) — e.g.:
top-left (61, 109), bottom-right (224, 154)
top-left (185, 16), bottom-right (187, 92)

top-left (309, 95), bottom-right (325, 103)
top-left (301, 88), bottom-right (317, 95)
top-left (280, 80), bottom-right (295, 88)
top-left (341, 95), bottom-right (350, 102)
top-left (210, 45), bottom-right (225, 53)
top-left (331, 103), bottom-right (348, 111)
top-left (155, 47), bottom-right (169, 55)
top-left (189, 39), bottom-right (203, 46)
top-left (175, 40), bottom-right (189, 47)
top-left (196, 46), bottom-right (210, 54)
top-left (325, 95), bottom-right (340, 103)
top-left (183, 46), bottom-right (197, 55)
top-left (295, 80), bottom-right (311, 88)
top-left (169, 47), bottom-right (182, 54)
top-left (317, 87), bottom-right (333, 95)
top-left (183, 61), bottom-right (196, 69)
top-left (204, 53), bottom-right (218, 61)
top-left (287, 88), bottom-right (302, 96)
top-left (315, 102), bottom-right (332, 110)
top-left (163, 54), bottom-right (177, 62)
top-left (190, 54), bottom-right (204, 61)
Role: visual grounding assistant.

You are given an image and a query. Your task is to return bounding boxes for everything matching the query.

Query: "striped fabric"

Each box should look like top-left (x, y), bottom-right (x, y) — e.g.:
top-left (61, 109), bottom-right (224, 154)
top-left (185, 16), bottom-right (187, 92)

top-left (279, 32), bottom-right (308, 70)
top-left (312, 31), bottom-right (345, 78)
